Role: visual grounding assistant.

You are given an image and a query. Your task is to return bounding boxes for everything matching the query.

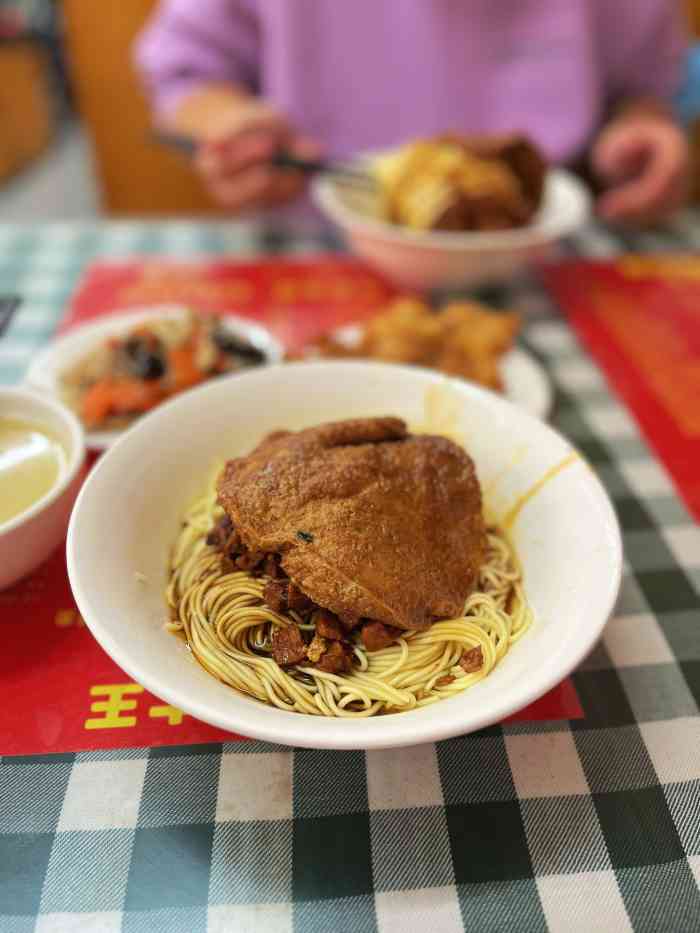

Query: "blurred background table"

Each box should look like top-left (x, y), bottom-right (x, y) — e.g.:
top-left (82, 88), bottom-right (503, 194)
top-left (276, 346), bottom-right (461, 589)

top-left (1, 217), bottom-right (700, 932)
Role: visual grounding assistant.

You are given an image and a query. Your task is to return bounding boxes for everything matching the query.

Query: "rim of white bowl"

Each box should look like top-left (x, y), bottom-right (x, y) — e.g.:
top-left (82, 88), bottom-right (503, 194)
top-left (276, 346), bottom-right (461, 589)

top-left (0, 387), bottom-right (85, 534)
top-left (312, 168), bottom-right (591, 252)
top-left (66, 361), bottom-right (622, 749)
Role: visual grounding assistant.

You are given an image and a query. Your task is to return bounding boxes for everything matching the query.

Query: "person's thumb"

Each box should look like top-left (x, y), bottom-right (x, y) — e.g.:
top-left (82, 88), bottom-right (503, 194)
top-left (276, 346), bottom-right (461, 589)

top-left (201, 101), bottom-right (288, 155)
top-left (289, 134), bottom-right (323, 161)
top-left (592, 127), bottom-right (650, 182)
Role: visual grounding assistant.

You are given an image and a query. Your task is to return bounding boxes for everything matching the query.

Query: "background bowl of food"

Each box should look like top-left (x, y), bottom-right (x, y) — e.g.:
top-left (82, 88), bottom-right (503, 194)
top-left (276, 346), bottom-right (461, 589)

top-left (313, 134), bottom-right (591, 291)
top-left (0, 387), bottom-right (85, 590)
top-left (301, 295), bottom-right (552, 419)
top-left (25, 305), bottom-right (283, 449)
top-left (67, 361), bottom-right (621, 749)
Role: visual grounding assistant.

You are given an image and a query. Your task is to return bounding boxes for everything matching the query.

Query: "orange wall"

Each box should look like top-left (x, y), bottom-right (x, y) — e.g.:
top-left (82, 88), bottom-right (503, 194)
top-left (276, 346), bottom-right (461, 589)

top-left (62, 0), bottom-right (218, 215)
top-left (0, 42), bottom-right (53, 184)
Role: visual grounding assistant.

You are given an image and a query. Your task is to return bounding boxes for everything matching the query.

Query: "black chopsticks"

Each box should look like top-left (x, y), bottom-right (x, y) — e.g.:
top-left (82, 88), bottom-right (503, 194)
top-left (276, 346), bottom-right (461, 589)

top-left (152, 132), bottom-right (374, 187)
top-left (0, 295), bottom-right (21, 338)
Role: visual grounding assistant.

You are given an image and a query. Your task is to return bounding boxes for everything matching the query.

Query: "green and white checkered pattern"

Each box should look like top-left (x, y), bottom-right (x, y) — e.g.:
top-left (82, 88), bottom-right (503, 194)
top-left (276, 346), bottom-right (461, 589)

top-left (2, 218), bottom-right (700, 933)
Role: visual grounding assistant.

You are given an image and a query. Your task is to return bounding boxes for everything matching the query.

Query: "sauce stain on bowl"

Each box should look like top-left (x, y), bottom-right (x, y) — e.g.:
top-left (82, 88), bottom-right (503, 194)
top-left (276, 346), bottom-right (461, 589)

top-left (0, 417), bottom-right (67, 525)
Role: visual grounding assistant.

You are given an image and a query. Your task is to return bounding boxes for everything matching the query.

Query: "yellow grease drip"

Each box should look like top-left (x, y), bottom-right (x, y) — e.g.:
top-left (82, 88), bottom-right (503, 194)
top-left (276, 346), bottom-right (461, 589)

top-left (0, 417), bottom-right (66, 524)
top-left (501, 451), bottom-right (580, 531)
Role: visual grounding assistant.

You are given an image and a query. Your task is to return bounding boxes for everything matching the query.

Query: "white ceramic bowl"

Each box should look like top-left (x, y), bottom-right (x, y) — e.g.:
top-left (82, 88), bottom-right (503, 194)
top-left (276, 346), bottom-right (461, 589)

top-left (313, 168), bottom-right (591, 291)
top-left (25, 305), bottom-right (284, 450)
top-left (0, 388), bottom-right (85, 590)
top-left (67, 362), bottom-right (621, 749)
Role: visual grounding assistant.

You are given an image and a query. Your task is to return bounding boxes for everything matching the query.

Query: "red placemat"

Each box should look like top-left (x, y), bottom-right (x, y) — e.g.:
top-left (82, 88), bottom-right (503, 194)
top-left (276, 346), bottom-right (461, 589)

top-left (63, 257), bottom-right (400, 352)
top-left (542, 255), bottom-right (700, 521)
top-left (1, 258), bottom-right (582, 755)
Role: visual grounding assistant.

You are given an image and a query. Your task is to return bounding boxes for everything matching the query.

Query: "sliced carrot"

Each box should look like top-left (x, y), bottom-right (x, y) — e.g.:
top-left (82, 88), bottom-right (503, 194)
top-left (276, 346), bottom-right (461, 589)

top-left (80, 378), bottom-right (163, 427)
top-left (109, 379), bottom-right (164, 413)
top-left (81, 379), bottom-right (116, 427)
top-left (168, 346), bottom-right (204, 391)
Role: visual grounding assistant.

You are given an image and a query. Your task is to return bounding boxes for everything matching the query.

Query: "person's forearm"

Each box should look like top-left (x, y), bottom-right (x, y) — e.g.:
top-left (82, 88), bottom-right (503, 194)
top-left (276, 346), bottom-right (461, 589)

top-left (167, 82), bottom-right (254, 139)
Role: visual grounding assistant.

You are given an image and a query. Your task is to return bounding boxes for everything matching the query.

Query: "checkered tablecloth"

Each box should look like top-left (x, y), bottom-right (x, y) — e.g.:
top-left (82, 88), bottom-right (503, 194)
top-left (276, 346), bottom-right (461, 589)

top-left (2, 217), bottom-right (700, 933)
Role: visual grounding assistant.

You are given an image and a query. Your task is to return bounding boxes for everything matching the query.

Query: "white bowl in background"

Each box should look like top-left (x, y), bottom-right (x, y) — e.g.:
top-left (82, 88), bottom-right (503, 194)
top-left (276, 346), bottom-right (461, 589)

top-left (25, 305), bottom-right (284, 450)
top-left (313, 168), bottom-right (591, 291)
top-left (1, 388), bottom-right (85, 590)
top-left (67, 361), bottom-right (621, 749)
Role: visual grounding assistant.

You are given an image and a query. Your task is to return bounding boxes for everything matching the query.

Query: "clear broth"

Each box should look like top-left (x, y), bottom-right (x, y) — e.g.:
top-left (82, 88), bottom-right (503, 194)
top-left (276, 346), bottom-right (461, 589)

top-left (0, 417), bottom-right (66, 525)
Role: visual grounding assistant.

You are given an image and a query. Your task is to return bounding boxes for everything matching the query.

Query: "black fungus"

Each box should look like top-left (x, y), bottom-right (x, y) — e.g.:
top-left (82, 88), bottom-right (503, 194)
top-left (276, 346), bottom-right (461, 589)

top-left (296, 531), bottom-right (314, 543)
top-left (212, 326), bottom-right (266, 364)
top-left (122, 337), bottom-right (166, 380)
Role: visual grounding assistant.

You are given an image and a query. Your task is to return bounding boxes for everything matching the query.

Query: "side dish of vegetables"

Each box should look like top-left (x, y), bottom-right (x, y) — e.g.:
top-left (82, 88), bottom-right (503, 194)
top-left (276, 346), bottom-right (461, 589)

top-left (61, 311), bottom-right (266, 430)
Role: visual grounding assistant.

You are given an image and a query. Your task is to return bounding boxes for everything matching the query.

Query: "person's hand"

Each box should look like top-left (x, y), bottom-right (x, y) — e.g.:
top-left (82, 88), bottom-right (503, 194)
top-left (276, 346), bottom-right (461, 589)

top-left (194, 100), bottom-right (320, 212)
top-left (591, 111), bottom-right (690, 226)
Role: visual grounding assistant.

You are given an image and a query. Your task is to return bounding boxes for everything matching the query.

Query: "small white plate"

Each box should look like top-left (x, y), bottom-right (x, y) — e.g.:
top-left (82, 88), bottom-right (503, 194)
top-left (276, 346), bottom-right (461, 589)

top-left (24, 305), bottom-right (284, 450)
top-left (327, 324), bottom-right (552, 419)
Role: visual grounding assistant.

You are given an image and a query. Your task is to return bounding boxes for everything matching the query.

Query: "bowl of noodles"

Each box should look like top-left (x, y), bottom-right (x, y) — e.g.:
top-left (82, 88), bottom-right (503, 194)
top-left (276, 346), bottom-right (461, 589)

top-left (67, 362), bottom-right (621, 749)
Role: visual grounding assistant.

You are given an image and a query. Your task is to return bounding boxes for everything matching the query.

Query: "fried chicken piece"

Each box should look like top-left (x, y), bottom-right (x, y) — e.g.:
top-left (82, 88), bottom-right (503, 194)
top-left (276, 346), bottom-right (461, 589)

top-left (374, 133), bottom-right (546, 233)
top-left (217, 418), bottom-right (486, 631)
top-left (384, 139), bottom-right (528, 231)
top-left (464, 134), bottom-right (546, 215)
top-left (310, 299), bottom-right (519, 393)
top-left (358, 299), bottom-right (443, 365)
top-left (439, 145), bottom-right (531, 231)
top-left (437, 301), bottom-right (521, 391)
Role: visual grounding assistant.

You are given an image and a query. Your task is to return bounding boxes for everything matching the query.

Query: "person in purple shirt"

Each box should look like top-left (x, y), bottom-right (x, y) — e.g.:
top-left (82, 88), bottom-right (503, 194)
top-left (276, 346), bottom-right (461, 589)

top-left (135, 0), bottom-right (690, 225)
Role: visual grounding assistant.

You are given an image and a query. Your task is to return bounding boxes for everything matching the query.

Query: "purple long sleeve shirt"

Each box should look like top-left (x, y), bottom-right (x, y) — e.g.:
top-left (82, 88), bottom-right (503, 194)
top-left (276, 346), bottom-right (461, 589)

top-left (135, 0), bottom-right (687, 163)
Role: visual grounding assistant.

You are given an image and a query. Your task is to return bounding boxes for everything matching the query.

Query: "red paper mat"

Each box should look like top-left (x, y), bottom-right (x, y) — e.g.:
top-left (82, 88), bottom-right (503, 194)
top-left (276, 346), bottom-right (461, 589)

top-left (1, 258), bottom-right (582, 755)
top-left (542, 256), bottom-right (700, 521)
top-left (63, 256), bottom-right (399, 351)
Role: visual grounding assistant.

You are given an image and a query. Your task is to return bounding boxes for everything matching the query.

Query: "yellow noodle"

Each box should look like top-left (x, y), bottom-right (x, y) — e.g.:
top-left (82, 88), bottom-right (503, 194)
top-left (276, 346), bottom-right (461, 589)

top-left (166, 469), bottom-right (534, 717)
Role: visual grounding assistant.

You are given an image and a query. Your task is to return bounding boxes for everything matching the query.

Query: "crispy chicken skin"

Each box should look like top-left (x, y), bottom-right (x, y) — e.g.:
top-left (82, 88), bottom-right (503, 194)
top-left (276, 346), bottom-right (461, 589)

top-left (306, 298), bottom-right (520, 392)
top-left (375, 132), bottom-right (546, 232)
top-left (464, 134), bottom-right (546, 215)
top-left (217, 418), bottom-right (486, 630)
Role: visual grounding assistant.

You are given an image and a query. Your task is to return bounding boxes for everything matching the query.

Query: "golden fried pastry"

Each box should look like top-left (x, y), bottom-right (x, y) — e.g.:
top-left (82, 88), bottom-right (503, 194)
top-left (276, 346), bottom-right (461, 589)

top-left (308, 298), bottom-right (520, 392)
top-left (435, 301), bottom-right (521, 389)
top-left (465, 134), bottom-right (546, 211)
top-left (374, 133), bottom-right (546, 232)
top-left (217, 418), bottom-right (486, 631)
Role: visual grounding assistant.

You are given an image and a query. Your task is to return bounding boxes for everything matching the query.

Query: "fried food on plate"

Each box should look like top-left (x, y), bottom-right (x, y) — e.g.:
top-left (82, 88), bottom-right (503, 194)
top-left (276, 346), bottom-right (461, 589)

top-left (309, 298), bottom-right (520, 391)
top-left (374, 133), bottom-right (546, 232)
top-left (216, 417), bottom-right (486, 632)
